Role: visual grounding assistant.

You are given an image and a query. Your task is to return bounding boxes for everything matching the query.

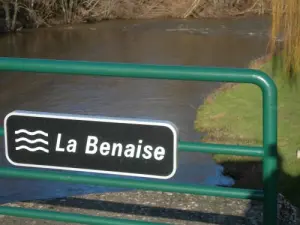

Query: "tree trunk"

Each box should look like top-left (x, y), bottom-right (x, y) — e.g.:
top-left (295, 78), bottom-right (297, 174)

top-left (11, 0), bottom-right (18, 31)
top-left (3, 1), bottom-right (11, 31)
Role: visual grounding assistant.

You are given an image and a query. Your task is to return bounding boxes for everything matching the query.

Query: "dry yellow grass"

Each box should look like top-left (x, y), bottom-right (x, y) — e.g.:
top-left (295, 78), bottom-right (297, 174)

top-left (269, 0), bottom-right (300, 80)
top-left (1, 0), bottom-right (271, 30)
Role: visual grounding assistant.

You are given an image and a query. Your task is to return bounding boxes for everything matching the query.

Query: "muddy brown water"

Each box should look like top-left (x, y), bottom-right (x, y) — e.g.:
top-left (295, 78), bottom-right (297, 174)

top-left (0, 16), bottom-right (271, 204)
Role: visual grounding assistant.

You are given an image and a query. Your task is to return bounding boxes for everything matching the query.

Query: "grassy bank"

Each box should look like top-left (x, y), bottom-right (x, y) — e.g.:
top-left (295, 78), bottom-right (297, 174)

top-left (194, 55), bottom-right (300, 207)
top-left (0, 0), bottom-right (271, 32)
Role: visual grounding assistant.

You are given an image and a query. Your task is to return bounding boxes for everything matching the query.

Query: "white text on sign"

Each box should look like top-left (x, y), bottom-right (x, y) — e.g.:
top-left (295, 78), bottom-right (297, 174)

top-left (55, 133), bottom-right (166, 161)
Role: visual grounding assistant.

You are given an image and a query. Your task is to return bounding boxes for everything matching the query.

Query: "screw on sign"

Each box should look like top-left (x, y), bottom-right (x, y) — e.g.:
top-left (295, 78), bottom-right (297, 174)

top-left (4, 110), bottom-right (178, 179)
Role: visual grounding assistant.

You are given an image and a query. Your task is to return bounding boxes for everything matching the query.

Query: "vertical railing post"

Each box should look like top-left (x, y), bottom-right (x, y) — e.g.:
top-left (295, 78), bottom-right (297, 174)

top-left (261, 75), bottom-right (278, 225)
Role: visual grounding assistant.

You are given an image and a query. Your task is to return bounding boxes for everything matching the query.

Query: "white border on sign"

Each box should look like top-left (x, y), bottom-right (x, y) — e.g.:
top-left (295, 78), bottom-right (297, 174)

top-left (4, 110), bottom-right (178, 180)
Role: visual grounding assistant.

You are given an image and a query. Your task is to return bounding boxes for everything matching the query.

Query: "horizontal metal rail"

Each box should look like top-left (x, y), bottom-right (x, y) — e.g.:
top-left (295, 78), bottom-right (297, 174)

top-left (0, 128), bottom-right (263, 157)
top-left (178, 141), bottom-right (263, 157)
top-left (0, 206), bottom-right (166, 225)
top-left (0, 167), bottom-right (264, 200)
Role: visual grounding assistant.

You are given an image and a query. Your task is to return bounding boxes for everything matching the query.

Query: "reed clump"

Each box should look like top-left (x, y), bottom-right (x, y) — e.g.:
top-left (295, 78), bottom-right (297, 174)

top-left (269, 0), bottom-right (300, 81)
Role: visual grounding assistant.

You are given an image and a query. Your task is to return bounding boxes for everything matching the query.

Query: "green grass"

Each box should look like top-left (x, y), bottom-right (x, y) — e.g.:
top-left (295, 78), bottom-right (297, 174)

top-left (194, 56), bottom-right (300, 207)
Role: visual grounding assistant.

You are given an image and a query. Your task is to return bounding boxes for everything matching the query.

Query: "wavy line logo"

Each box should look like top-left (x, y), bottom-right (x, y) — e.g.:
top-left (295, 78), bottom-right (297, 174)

top-left (14, 129), bottom-right (49, 153)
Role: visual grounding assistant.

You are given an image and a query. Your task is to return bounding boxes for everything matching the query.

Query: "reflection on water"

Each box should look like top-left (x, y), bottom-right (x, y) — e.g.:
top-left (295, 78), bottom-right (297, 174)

top-left (0, 16), bottom-right (270, 204)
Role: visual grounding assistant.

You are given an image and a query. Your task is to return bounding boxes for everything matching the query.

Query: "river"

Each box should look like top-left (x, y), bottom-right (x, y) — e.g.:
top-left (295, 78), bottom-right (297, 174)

top-left (0, 16), bottom-right (271, 204)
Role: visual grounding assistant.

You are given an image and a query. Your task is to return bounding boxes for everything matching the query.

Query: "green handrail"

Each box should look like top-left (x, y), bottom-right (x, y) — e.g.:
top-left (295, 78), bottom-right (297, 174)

top-left (0, 57), bottom-right (278, 225)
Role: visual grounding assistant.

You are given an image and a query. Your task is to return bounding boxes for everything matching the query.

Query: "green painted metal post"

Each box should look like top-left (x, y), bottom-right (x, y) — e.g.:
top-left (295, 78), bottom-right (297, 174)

top-left (262, 77), bottom-right (278, 225)
top-left (0, 57), bottom-right (278, 224)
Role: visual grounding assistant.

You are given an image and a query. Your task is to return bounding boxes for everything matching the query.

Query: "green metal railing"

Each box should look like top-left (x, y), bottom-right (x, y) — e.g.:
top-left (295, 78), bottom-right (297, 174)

top-left (0, 57), bottom-right (278, 224)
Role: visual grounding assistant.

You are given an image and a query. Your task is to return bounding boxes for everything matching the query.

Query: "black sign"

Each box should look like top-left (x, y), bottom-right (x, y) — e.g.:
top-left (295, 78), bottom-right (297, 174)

top-left (4, 110), bottom-right (178, 179)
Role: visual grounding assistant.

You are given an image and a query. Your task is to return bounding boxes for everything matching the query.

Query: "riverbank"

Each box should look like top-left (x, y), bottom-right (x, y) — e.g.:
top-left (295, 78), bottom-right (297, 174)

top-left (194, 53), bottom-right (300, 207)
top-left (0, 0), bottom-right (271, 33)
